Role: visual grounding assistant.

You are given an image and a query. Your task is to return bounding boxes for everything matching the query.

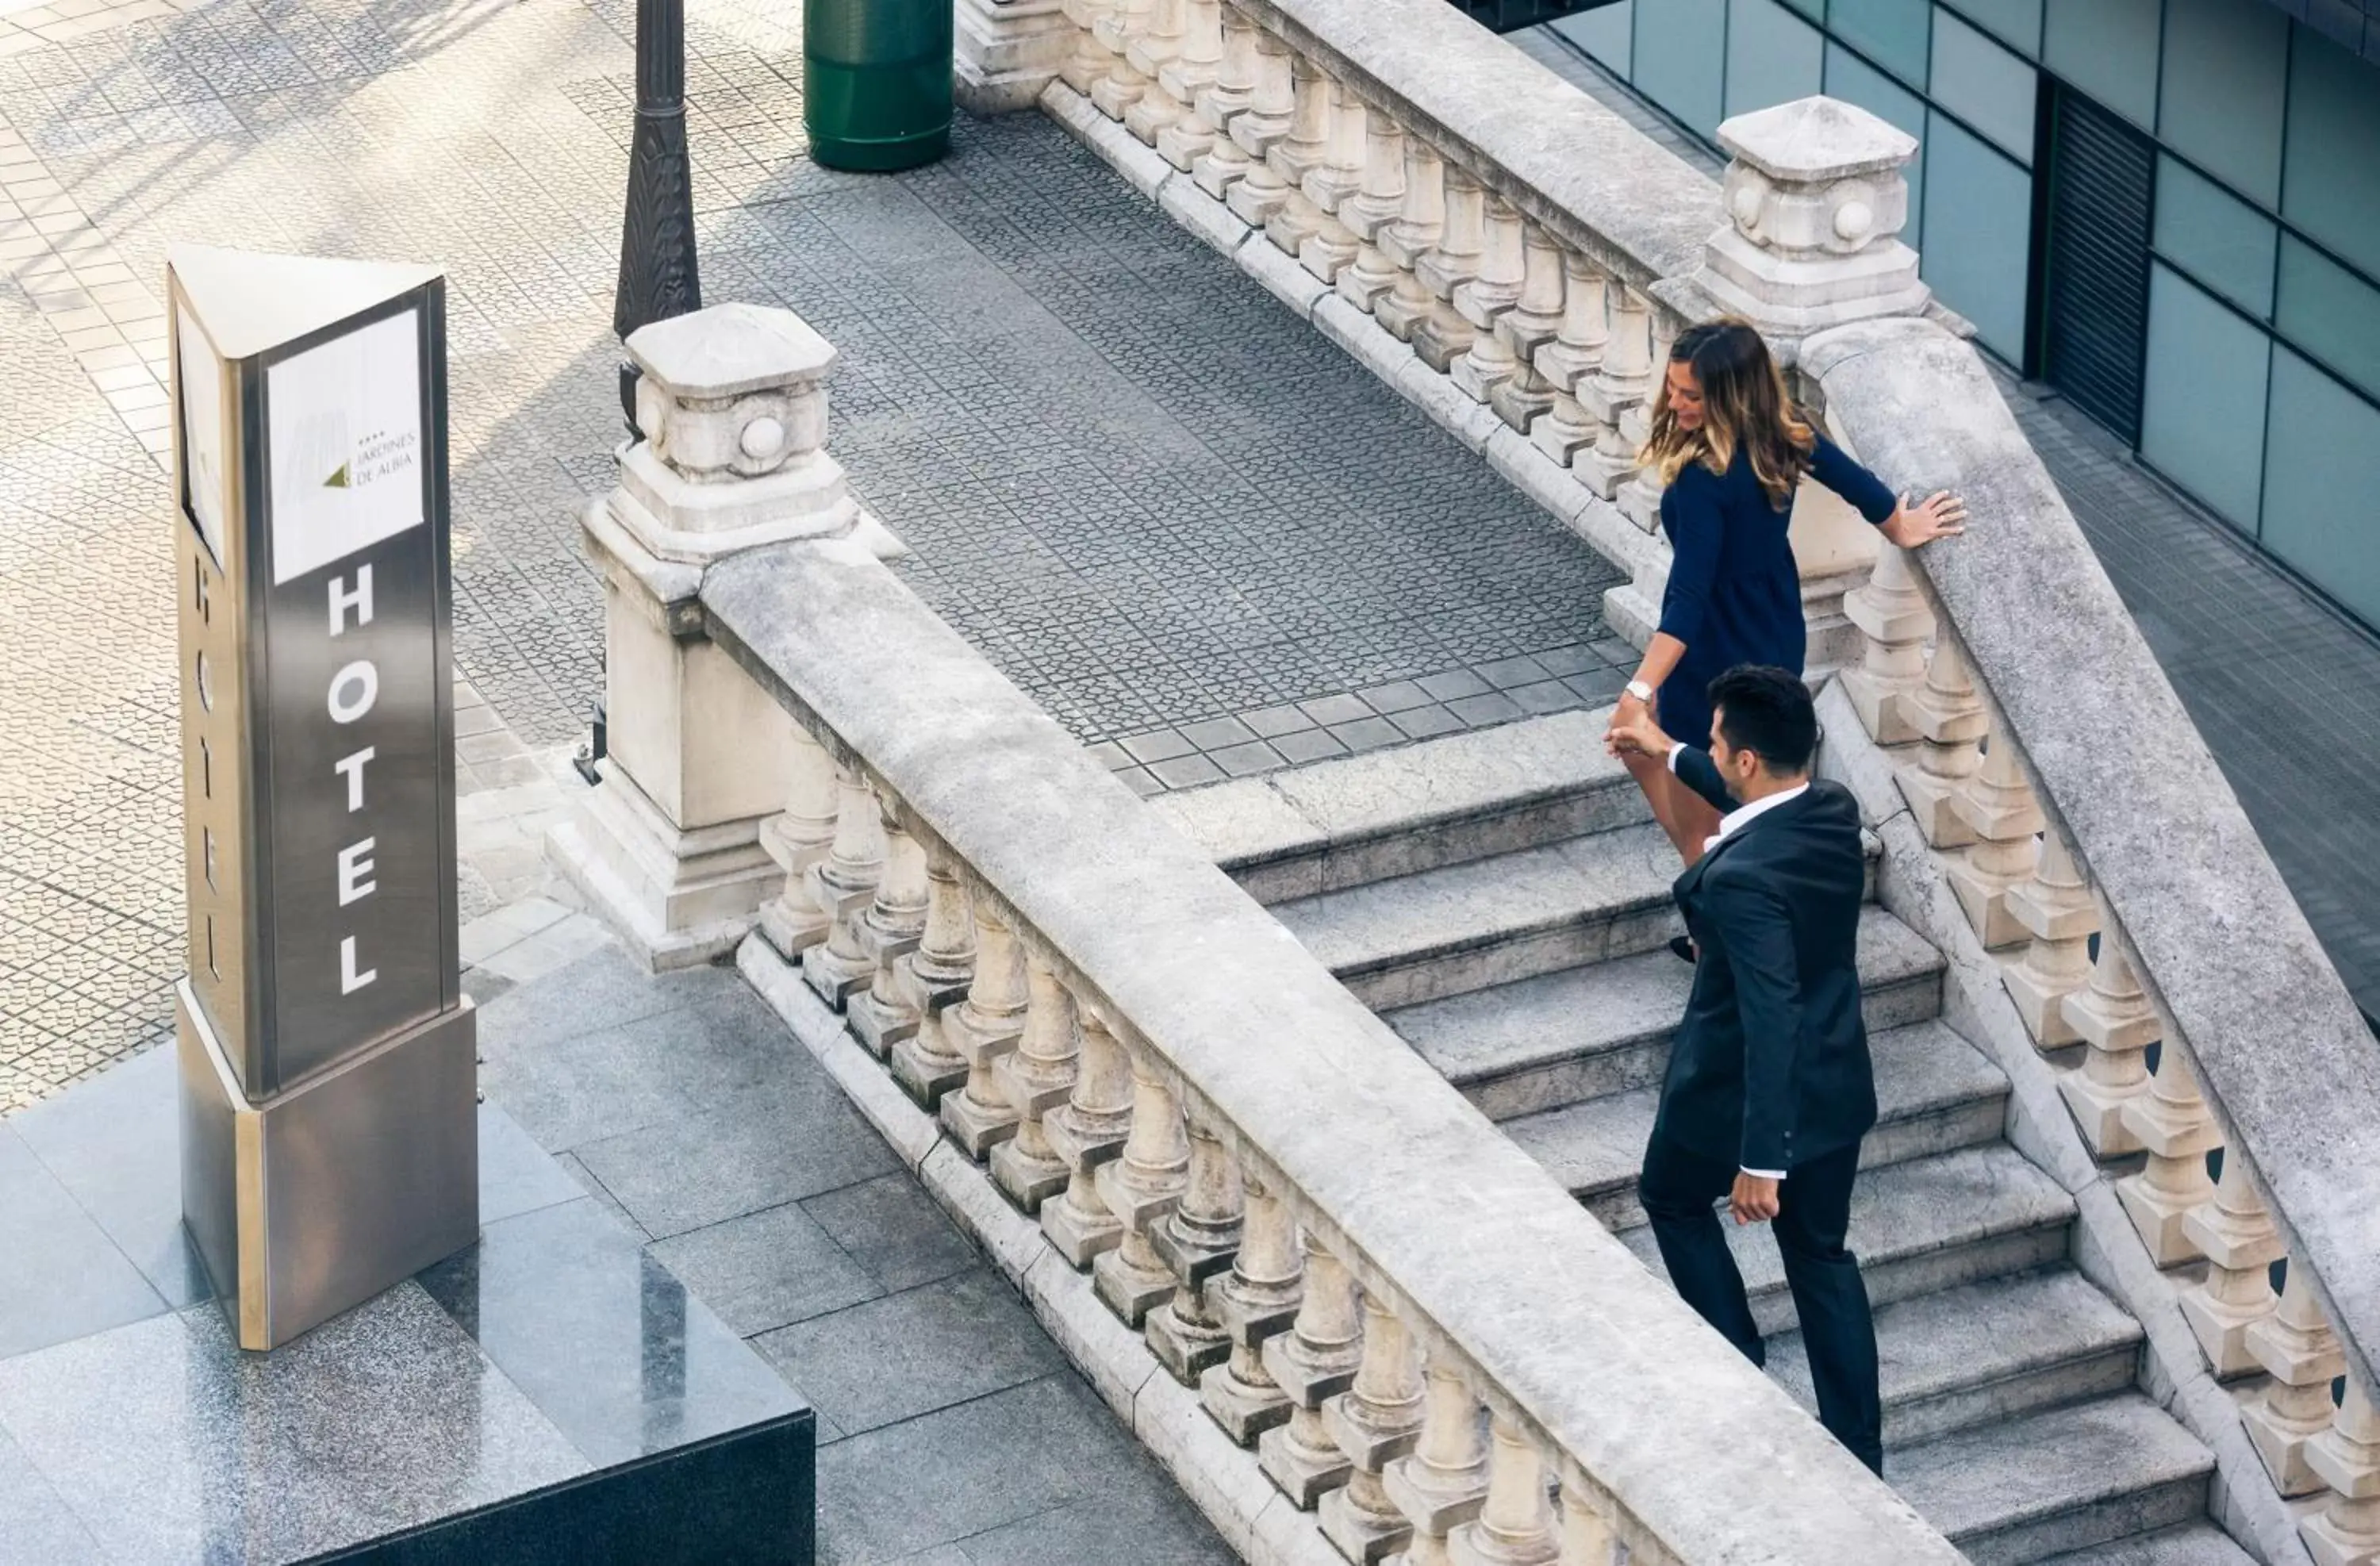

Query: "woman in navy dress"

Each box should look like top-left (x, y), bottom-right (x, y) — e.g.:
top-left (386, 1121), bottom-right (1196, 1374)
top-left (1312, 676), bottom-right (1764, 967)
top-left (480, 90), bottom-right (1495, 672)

top-left (1607, 318), bottom-right (1964, 877)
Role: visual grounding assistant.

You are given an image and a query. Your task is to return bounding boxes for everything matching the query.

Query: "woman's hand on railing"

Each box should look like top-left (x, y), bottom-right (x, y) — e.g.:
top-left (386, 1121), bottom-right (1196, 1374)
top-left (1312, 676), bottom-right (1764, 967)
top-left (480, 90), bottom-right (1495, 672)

top-left (1880, 489), bottom-right (1966, 550)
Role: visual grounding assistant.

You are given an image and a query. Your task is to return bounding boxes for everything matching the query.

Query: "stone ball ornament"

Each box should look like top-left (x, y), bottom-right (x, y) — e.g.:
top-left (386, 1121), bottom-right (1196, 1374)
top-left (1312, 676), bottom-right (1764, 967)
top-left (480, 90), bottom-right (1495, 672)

top-left (739, 414), bottom-right (786, 463)
top-left (1833, 197), bottom-right (1874, 245)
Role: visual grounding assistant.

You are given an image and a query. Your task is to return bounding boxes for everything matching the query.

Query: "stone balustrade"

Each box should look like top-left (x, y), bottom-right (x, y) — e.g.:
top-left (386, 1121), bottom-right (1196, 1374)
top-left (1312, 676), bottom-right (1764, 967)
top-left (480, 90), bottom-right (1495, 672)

top-left (552, 294), bottom-right (1971, 1562)
top-left (971, 0), bottom-right (2380, 1556)
top-left (1811, 322), bottom-right (2380, 1562)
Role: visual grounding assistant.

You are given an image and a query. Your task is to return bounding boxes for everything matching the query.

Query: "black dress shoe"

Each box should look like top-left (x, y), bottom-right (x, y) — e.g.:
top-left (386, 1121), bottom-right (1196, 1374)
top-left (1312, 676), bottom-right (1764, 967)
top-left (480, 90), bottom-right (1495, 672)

top-left (1668, 935), bottom-right (1697, 965)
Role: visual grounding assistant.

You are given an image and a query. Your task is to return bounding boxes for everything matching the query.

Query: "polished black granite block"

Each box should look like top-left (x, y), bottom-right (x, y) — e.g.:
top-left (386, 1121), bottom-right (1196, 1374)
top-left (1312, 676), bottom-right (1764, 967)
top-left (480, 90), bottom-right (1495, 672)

top-left (0, 1054), bottom-right (815, 1566)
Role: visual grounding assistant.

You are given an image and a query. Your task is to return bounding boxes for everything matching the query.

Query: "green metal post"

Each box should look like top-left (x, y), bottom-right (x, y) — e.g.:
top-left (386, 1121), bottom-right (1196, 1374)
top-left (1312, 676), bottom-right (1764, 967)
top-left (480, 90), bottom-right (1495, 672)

top-left (804, 0), bottom-right (954, 172)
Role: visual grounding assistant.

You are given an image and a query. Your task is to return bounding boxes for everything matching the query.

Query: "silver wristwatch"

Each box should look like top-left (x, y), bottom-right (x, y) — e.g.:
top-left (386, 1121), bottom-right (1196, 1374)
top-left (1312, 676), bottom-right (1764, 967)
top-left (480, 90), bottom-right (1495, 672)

top-left (1625, 679), bottom-right (1655, 704)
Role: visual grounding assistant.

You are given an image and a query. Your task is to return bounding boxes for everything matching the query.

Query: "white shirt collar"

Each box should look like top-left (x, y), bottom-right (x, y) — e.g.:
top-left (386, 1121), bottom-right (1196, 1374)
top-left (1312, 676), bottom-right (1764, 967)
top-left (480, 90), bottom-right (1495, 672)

top-left (1702, 782), bottom-right (1808, 856)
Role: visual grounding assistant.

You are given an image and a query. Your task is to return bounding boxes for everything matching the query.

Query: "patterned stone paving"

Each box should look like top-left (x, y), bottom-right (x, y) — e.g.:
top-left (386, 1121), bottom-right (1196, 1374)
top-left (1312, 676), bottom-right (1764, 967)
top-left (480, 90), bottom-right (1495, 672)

top-left (0, 0), bottom-right (1626, 1106)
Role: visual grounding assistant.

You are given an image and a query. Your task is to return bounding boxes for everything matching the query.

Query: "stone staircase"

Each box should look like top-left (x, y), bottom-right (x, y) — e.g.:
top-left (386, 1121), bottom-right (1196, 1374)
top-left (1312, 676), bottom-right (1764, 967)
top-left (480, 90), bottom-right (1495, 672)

top-left (1156, 711), bottom-right (2255, 1566)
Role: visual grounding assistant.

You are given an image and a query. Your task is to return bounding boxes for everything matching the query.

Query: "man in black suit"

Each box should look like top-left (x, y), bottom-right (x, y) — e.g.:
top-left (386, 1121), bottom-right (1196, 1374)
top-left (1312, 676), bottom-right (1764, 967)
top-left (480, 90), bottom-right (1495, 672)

top-left (1606, 663), bottom-right (1883, 1476)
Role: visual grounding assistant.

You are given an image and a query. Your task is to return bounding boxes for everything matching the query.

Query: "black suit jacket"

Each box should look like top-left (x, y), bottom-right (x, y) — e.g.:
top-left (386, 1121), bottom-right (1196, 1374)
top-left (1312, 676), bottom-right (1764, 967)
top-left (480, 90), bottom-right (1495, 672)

top-left (1655, 746), bottom-right (1877, 1173)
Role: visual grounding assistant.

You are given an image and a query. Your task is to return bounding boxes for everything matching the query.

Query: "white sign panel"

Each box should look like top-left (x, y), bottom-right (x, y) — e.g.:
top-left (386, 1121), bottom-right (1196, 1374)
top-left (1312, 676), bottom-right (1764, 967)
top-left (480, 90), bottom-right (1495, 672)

top-left (267, 309), bottom-right (424, 585)
top-left (178, 308), bottom-right (228, 569)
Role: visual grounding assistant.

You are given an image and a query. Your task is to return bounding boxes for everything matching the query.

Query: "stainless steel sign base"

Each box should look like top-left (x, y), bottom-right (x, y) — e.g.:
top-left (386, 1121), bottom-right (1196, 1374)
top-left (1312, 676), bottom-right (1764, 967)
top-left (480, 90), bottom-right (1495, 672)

top-left (178, 980), bottom-right (478, 1351)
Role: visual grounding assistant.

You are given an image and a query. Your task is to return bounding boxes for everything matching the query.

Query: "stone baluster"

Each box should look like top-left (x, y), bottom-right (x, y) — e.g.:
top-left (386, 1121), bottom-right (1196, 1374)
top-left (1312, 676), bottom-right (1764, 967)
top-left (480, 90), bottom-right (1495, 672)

top-left (2002, 834), bottom-right (2098, 1049)
top-left (1447, 1414), bottom-right (1558, 1566)
top-left (1092, 1043), bottom-right (1192, 1325)
top-left (1263, 57), bottom-right (1338, 257)
top-left (1529, 253), bottom-right (1607, 467)
top-left (1896, 632), bottom-right (1987, 848)
top-left (846, 796), bottom-right (931, 1054)
top-left (2179, 1149), bottom-right (2284, 1376)
top-left (799, 765), bottom-right (888, 1006)
top-left (1334, 109), bottom-right (1406, 313)
top-left (1122, 0), bottom-right (1187, 143)
top-left (1839, 543), bottom-right (1935, 746)
top-left (1154, 0), bottom-right (1225, 168)
top-left (1040, 998), bottom-right (1133, 1262)
top-left (937, 889), bottom-right (1028, 1155)
top-left (1384, 1350), bottom-right (1489, 1566)
top-left (1484, 225), bottom-right (1565, 432)
top-left (1204, 1170), bottom-right (1302, 1443)
top-left (1613, 313), bottom-right (1674, 532)
top-left (887, 835), bottom-right (977, 1103)
top-left (2302, 1378), bottom-right (2380, 1566)
top-left (1260, 1240), bottom-right (1364, 1507)
top-left (2244, 1263), bottom-right (2347, 1496)
top-left (1295, 81), bottom-right (1366, 283)
top-left (2115, 1047), bottom-right (2219, 1266)
top-left (1944, 732), bottom-right (2044, 949)
top-left (1572, 283), bottom-right (1650, 497)
top-left (1411, 165), bottom-right (1487, 372)
top-left (1448, 194), bottom-right (1528, 404)
top-left (758, 728), bottom-right (841, 958)
top-left (1059, 0), bottom-right (1120, 97)
top-left (1147, 1115), bottom-right (1242, 1382)
top-left (1556, 1462), bottom-right (1619, 1566)
top-left (1373, 137), bottom-right (1446, 344)
top-left (1089, 0), bottom-right (1155, 119)
top-left (1320, 1290), bottom-right (1426, 1561)
top-left (991, 950), bottom-right (1081, 1209)
top-left (1220, 29), bottom-right (1296, 226)
top-left (2057, 941), bottom-right (2158, 1157)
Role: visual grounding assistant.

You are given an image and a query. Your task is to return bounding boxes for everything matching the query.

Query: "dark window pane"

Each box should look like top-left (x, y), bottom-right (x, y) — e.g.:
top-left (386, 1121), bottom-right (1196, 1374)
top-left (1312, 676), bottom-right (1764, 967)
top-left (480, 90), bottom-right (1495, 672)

top-left (1921, 111), bottom-right (2032, 359)
top-left (2282, 22), bottom-right (2380, 283)
top-left (1552, 0), bottom-right (1634, 72)
top-left (1726, 0), bottom-right (1825, 118)
top-left (1930, 6), bottom-right (2036, 161)
top-left (2263, 348), bottom-right (2380, 627)
top-left (1831, 0), bottom-right (1933, 86)
top-left (2143, 263), bottom-right (2270, 531)
top-left (2277, 236), bottom-right (2380, 405)
top-left (2159, 0), bottom-right (2286, 207)
top-left (1945, 0), bottom-right (2040, 56)
top-left (2154, 155), bottom-right (2278, 317)
top-left (1633, 0), bottom-right (1727, 136)
top-left (2042, 0), bottom-right (2159, 129)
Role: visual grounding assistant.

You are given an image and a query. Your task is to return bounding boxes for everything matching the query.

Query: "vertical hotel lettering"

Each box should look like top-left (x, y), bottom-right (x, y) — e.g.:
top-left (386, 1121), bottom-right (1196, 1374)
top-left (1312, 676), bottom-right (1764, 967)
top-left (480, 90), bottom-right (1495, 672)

top-left (328, 561), bottom-right (378, 994)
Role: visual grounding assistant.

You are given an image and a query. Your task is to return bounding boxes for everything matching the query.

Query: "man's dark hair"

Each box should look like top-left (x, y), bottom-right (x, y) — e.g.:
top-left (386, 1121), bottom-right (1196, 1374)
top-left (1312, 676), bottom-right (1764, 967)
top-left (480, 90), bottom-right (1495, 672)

top-left (1707, 664), bottom-right (1818, 775)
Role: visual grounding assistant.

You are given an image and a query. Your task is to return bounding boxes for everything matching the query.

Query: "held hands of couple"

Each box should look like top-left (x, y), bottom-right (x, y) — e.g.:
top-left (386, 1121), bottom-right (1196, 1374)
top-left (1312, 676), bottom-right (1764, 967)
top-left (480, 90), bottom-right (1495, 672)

top-left (1730, 1172), bottom-right (1782, 1226)
top-left (1603, 695), bottom-right (1672, 763)
top-left (1880, 489), bottom-right (1966, 550)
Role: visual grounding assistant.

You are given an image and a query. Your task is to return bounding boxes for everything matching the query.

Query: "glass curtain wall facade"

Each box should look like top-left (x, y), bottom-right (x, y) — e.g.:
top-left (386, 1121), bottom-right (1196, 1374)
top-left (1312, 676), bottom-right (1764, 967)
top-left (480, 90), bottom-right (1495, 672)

top-left (1553, 0), bottom-right (2380, 631)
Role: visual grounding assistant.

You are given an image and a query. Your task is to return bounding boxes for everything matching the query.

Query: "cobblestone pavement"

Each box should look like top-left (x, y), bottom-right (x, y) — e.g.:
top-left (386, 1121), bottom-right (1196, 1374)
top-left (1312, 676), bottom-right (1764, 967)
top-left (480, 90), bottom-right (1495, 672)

top-left (1526, 26), bottom-right (2380, 1025)
top-left (0, 0), bottom-right (1624, 1107)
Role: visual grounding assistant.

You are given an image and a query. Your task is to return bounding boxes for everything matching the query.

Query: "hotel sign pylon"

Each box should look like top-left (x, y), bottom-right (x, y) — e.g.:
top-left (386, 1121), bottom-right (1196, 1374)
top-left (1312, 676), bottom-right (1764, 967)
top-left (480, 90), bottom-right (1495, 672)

top-left (168, 244), bottom-right (478, 1351)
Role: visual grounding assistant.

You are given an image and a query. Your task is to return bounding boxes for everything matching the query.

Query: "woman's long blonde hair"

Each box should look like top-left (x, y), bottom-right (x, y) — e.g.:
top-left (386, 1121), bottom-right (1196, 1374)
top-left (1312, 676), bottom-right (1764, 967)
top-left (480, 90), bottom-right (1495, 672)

top-left (1637, 317), bottom-right (1814, 510)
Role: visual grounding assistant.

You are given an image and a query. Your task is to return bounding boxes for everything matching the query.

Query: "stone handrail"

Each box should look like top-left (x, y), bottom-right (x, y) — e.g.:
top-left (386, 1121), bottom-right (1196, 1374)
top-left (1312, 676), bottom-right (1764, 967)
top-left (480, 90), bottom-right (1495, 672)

top-left (701, 535), bottom-right (1959, 1566)
top-left (969, 0), bottom-right (2380, 1555)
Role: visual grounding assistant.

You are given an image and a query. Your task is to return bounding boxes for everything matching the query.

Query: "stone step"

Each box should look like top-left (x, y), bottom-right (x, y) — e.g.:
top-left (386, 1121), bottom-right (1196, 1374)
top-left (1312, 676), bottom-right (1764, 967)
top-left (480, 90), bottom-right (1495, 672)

top-left (1270, 822), bottom-right (1682, 1010)
top-left (1150, 708), bottom-right (1649, 906)
top-left (1615, 1142), bottom-right (2075, 1338)
top-left (1506, 1019), bottom-right (2008, 1229)
top-left (2035, 1522), bottom-right (2259, 1566)
top-left (1892, 1395), bottom-right (2216, 1566)
top-left (1393, 905), bottom-right (1946, 1123)
top-left (1768, 1271), bottom-right (2141, 1449)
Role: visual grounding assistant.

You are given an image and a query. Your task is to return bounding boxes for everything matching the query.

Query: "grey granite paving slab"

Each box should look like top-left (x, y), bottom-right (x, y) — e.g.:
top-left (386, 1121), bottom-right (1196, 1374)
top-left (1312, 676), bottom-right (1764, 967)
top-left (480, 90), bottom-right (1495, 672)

top-left (417, 1196), bottom-right (804, 1469)
top-left (952, 1489), bottom-right (1240, 1566)
top-left (0, 1284), bottom-right (587, 1564)
top-left (751, 1268), bottom-right (1070, 1438)
top-left (647, 1199), bottom-right (886, 1338)
top-left (0, 1123), bottom-right (167, 1358)
top-left (800, 1173), bottom-right (982, 1295)
top-left (811, 1373), bottom-right (1225, 1565)
top-left (0, 1421), bottom-right (102, 1566)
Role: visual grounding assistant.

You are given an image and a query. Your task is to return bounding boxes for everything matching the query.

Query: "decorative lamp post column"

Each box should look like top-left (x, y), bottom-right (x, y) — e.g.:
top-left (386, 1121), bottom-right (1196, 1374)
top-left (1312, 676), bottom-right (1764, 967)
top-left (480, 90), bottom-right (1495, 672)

top-left (614, 0), bottom-right (701, 431)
